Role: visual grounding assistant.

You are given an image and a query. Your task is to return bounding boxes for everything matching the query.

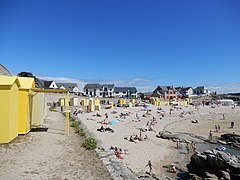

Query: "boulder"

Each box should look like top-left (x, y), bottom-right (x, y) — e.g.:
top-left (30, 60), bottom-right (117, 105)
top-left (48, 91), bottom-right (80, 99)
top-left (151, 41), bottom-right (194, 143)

top-left (187, 150), bottom-right (240, 179)
top-left (220, 134), bottom-right (240, 149)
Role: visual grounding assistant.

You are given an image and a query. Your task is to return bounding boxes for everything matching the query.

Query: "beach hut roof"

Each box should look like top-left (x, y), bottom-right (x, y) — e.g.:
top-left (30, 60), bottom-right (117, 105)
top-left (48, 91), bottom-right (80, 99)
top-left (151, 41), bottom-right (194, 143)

top-left (0, 76), bottom-right (20, 86)
top-left (18, 77), bottom-right (35, 89)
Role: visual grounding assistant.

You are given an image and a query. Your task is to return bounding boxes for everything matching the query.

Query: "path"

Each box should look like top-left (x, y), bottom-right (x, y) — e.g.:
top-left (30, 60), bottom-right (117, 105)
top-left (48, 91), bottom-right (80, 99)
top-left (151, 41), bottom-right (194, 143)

top-left (0, 108), bottom-right (112, 180)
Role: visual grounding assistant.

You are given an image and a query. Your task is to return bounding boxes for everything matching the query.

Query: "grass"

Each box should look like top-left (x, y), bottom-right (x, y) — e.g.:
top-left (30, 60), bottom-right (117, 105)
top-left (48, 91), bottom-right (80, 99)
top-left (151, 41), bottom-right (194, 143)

top-left (49, 106), bottom-right (57, 112)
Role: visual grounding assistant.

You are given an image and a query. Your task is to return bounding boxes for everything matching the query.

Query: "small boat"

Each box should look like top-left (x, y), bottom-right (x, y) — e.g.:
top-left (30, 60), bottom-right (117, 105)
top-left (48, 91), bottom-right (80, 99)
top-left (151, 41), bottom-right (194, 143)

top-left (216, 146), bottom-right (226, 151)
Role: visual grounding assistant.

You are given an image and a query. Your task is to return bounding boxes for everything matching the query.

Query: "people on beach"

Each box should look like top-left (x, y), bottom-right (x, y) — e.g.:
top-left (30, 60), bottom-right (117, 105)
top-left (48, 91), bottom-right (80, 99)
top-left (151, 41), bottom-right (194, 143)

top-left (222, 114), bottom-right (225, 120)
top-left (145, 160), bottom-right (153, 174)
top-left (169, 164), bottom-right (176, 173)
top-left (231, 121), bottom-right (235, 128)
top-left (186, 143), bottom-right (190, 154)
top-left (209, 130), bottom-right (213, 140)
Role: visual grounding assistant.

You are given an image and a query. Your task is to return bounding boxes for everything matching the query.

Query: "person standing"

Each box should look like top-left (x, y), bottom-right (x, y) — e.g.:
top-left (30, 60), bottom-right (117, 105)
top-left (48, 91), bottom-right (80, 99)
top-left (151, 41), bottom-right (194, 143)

top-left (145, 159), bottom-right (153, 174)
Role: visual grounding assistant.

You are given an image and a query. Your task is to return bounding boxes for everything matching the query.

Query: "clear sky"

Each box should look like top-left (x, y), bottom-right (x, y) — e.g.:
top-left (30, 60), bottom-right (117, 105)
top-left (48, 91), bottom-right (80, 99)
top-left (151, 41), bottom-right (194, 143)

top-left (1, 0), bottom-right (240, 93)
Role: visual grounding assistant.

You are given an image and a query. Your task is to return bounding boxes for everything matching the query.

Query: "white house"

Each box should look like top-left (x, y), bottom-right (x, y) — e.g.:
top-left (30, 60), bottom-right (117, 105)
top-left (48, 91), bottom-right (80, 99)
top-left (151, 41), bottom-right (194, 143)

top-left (194, 86), bottom-right (210, 96)
top-left (83, 83), bottom-right (114, 97)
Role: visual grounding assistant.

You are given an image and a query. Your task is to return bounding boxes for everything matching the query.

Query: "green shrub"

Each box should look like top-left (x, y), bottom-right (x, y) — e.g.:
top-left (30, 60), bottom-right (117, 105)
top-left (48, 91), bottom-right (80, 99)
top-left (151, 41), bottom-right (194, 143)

top-left (76, 127), bottom-right (86, 137)
top-left (82, 137), bottom-right (97, 150)
top-left (49, 106), bottom-right (57, 112)
top-left (71, 121), bottom-right (80, 128)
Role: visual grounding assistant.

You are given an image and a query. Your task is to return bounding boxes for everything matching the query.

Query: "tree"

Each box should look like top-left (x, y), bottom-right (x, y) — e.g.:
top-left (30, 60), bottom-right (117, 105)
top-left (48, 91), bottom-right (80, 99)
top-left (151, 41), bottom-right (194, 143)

top-left (17, 71), bottom-right (39, 87)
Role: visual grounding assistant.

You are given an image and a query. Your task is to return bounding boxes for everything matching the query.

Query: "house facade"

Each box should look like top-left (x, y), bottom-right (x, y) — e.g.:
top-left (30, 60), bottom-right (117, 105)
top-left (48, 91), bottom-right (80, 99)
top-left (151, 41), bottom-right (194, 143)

top-left (113, 87), bottom-right (137, 98)
top-left (152, 86), bottom-right (179, 99)
top-left (193, 86), bottom-right (210, 95)
top-left (83, 83), bottom-right (114, 97)
top-left (83, 83), bottom-right (138, 98)
top-left (175, 87), bottom-right (194, 97)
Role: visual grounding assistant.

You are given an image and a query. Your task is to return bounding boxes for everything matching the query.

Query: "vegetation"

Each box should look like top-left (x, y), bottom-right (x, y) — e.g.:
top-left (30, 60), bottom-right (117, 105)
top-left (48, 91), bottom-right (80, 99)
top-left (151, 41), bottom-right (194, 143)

top-left (49, 106), bottom-right (57, 112)
top-left (61, 112), bottom-right (94, 149)
top-left (82, 137), bottom-right (98, 150)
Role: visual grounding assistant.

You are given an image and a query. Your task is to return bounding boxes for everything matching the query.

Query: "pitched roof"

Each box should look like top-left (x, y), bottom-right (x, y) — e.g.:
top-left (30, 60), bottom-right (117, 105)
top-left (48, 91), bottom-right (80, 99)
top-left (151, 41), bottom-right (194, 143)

top-left (84, 83), bottom-right (101, 89)
top-left (84, 83), bottom-right (114, 89)
top-left (44, 81), bottom-right (55, 88)
top-left (114, 87), bottom-right (137, 93)
top-left (100, 84), bottom-right (114, 89)
top-left (56, 83), bottom-right (78, 91)
top-left (194, 86), bottom-right (205, 90)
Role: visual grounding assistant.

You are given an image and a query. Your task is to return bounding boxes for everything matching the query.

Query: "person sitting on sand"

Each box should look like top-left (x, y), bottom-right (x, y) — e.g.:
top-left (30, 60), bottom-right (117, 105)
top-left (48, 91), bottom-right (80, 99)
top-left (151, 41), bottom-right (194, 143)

top-left (96, 113), bottom-right (102, 117)
top-left (134, 134), bottom-right (139, 140)
top-left (129, 135), bottom-right (136, 143)
top-left (169, 164), bottom-right (176, 173)
top-left (105, 127), bottom-right (114, 133)
top-left (115, 150), bottom-right (124, 159)
top-left (97, 126), bottom-right (105, 132)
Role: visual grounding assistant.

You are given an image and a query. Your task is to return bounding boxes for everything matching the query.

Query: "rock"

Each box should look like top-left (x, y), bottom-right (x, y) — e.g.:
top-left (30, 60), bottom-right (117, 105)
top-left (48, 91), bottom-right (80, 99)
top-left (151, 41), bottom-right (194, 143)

top-left (157, 131), bottom-right (206, 143)
top-left (218, 170), bottom-right (231, 180)
top-left (187, 150), bottom-right (240, 178)
top-left (205, 172), bottom-right (218, 179)
top-left (221, 133), bottom-right (240, 149)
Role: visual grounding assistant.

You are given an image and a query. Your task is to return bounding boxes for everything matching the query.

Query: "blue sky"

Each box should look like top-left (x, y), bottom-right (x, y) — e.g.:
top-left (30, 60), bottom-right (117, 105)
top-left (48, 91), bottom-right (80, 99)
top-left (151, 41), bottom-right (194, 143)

top-left (1, 0), bottom-right (240, 93)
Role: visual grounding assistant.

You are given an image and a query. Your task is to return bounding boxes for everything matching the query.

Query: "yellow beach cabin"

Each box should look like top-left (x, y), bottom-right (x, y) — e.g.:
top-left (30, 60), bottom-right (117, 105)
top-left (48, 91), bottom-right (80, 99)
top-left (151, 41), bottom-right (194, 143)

top-left (0, 76), bottom-right (20, 143)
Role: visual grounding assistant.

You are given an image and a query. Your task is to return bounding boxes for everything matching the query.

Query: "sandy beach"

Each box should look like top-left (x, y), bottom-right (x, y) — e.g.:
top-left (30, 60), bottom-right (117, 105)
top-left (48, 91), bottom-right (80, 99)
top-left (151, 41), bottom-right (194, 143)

top-left (76, 100), bottom-right (240, 178)
top-left (1, 93), bottom-right (239, 179)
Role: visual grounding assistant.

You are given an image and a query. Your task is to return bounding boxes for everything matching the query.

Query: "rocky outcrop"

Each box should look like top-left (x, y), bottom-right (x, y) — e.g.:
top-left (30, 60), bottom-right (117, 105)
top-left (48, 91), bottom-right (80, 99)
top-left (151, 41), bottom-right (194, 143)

top-left (156, 131), bottom-right (207, 143)
top-left (187, 150), bottom-right (240, 179)
top-left (221, 133), bottom-right (240, 148)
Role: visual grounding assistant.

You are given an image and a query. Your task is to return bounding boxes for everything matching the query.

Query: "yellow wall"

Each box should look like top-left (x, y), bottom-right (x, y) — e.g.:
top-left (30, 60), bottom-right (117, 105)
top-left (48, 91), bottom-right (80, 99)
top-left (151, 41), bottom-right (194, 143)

top-left (18, 90), bottom-right (30, 134)
top-left (0, 81), bottom-right (19, 143)
top-left (17, 77), bottom-right (35, 135)
top-left (31, 92), bottom-right (45, 127)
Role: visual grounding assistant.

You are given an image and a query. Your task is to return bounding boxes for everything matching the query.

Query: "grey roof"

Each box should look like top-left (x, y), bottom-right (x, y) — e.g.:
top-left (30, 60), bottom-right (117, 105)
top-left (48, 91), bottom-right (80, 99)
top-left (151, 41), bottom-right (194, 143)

top-left (35, 79), bottom-right (55, 89)
top-left (56, 83), bottom-right (78, 91)
top-left (44, 81), bottom-right (55, 88)
top-left (194, 86), bottom-right (204, 90)
top-left (175, 86), bottom-right (193, 92)
top-left (0, 64), bottom-right (11, 76)
top-left (84, 83), bottom-right (101, 89)
top-left (155, 86), bottom-right (177, 92)
top-left (84, 83), bottom-right (114, 89)
top-left (114, 87), bottom-right (137, 93)
top-left (100, 84), bottom-right (114, 89)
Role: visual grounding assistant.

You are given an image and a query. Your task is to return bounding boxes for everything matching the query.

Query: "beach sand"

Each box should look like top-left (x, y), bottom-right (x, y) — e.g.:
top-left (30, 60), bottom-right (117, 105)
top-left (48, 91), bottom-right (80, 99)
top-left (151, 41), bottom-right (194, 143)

top-left (77, 101), bottom-right (240, 178)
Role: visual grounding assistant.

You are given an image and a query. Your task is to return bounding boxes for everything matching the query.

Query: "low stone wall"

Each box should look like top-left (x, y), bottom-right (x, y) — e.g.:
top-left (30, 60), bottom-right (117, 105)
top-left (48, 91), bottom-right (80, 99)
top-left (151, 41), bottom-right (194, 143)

top-left (77, 117), bottom-right (139, 180)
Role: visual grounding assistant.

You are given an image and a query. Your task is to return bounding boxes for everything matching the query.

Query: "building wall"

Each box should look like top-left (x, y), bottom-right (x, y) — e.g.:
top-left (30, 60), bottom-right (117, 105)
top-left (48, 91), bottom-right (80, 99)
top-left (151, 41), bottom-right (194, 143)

top-left (18, 89), bottom-right (31, 134)
top-left (0, 83), bottom-right (19, 143)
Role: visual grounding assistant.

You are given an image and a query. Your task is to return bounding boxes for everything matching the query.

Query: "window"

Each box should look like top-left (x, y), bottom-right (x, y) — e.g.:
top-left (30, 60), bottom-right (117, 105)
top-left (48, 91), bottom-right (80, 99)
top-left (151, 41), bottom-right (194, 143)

top-left (115, 92), bottom-right (119, 94)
